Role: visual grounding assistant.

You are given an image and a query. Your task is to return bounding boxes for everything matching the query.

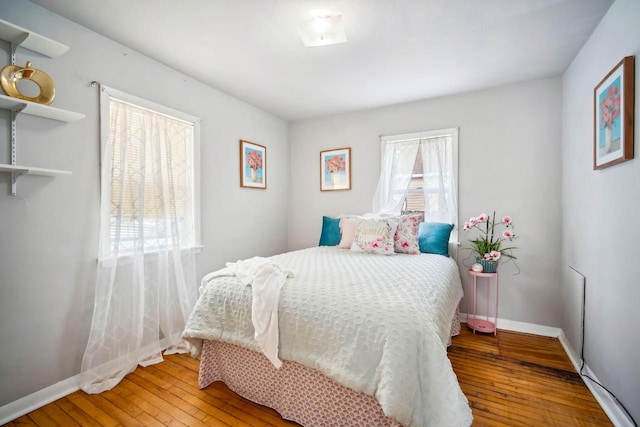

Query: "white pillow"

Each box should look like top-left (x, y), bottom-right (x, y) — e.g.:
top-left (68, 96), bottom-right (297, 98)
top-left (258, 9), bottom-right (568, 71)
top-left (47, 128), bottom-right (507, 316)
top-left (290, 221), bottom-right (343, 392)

top-left (350, 218), bottom-right (398, 255)
top-left (338, 217), bottom-right (357, 249)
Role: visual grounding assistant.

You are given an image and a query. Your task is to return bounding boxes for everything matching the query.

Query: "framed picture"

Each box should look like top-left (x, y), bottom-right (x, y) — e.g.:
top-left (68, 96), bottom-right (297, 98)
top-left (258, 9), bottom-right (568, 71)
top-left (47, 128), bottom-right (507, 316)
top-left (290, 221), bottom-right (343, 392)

top-left (320, 147), bottom-right (351, 191)
top-left (594, 56), bottom-right (635, 170)
top-left (239, 140), bottom-right (266, 189)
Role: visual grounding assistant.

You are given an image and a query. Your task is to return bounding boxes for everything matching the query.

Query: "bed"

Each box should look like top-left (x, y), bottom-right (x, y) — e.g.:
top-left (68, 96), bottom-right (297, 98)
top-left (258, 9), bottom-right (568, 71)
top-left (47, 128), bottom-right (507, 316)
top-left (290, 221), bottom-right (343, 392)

top-left (182, 246), bottom-right (472, 426)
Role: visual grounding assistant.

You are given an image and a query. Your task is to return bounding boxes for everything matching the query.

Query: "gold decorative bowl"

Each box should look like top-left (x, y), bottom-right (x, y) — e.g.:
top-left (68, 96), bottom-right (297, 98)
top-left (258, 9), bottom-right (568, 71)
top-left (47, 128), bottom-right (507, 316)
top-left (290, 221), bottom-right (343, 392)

top-left (0, 61), bottom-right (55, 105)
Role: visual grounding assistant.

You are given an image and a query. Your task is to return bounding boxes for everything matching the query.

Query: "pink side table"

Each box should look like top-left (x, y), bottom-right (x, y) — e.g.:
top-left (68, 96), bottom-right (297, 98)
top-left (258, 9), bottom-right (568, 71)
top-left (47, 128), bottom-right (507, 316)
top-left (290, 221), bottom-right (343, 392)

top-left (467, 269), bottom-right (498, 336)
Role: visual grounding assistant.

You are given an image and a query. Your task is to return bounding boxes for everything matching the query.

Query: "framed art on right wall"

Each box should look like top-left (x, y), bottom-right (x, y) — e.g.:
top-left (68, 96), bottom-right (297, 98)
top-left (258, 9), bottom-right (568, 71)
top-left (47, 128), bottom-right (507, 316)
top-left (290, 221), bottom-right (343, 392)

top-left (593, 55), bottom-right (635, 170)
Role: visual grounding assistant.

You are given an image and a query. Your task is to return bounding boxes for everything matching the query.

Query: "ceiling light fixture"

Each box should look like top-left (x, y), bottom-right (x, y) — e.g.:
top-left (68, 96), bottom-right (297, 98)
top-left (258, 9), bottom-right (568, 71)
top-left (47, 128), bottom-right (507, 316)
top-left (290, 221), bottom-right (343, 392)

top-left (298, 14), bottom-right (347, 47)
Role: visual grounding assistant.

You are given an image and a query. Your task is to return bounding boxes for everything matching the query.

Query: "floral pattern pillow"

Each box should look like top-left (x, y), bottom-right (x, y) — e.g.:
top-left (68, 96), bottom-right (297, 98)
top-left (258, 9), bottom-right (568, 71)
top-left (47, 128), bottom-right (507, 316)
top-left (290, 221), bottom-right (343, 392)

top-left (350, 218), bottom-right (398, 255)
top-left (394, 213), bottom-right (424, 254)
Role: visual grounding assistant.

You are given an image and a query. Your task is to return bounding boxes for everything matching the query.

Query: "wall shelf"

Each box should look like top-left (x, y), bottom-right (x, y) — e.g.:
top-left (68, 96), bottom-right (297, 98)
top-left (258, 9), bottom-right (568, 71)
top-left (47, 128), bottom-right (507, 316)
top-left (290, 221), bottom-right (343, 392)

top-left (0, 163), bottom-right (71, 176)
top-left (0, 19), bottom-right (81, 195)
top-left (0, 94), bottom-right (84, 122)
top-left (0, 19), bottom-right (69, 58)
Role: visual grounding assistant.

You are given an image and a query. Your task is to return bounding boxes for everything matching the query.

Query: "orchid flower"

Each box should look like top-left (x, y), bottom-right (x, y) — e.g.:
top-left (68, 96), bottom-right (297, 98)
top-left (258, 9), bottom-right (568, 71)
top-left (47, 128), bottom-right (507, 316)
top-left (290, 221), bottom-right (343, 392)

top-left (464, 211), bottom-right (518, 264)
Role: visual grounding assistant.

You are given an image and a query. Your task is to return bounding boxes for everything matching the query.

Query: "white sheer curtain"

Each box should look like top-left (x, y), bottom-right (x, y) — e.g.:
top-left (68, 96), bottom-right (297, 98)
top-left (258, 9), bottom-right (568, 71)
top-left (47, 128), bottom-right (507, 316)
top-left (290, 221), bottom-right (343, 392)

top-left (420, 136), bottom-right (458, 241)
top-left (373, 130), bottom-right (458, 240)
top-left (80, 86), bottom-right (198, 393)
top-left (372, 140), bottom-right (420, 215)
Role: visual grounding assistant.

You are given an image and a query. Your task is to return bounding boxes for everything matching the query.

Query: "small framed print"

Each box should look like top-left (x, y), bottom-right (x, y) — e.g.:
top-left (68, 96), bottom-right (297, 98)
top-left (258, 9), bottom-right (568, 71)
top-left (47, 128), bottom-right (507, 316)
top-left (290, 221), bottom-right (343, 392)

top-left (240, 140), bottom-right (266, 189)
top-left (594, 56), bottom-right (635, 170)
top-left (320, 147), bottom-right (351, 191)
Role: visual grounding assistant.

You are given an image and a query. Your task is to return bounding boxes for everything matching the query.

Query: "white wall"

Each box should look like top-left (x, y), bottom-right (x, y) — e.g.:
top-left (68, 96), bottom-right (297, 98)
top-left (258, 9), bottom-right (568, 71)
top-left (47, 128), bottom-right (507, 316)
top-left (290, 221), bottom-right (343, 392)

top-left (289, 77), bottom-right (563, 327)
top-left (562, 0), bottom-right (640, 422)
top-left (0, 1), bottom-right (289, 407)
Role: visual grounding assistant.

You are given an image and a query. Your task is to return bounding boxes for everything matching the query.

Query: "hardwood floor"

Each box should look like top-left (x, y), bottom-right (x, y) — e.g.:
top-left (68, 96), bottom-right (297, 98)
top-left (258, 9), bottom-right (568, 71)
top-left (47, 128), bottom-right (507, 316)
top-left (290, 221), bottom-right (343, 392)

top-left (5, 326), bottom-right (612, 426)
top-left (448, 326), bottom-right (611, 426)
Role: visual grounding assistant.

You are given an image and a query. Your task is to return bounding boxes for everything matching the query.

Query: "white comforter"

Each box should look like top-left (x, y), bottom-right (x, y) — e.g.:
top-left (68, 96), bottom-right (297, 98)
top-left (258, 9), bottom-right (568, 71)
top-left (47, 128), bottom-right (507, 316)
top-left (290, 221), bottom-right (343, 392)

top-left (199, 256), bottom-right (295, 368)
top-left (182, 247), bottom-right (472, 427)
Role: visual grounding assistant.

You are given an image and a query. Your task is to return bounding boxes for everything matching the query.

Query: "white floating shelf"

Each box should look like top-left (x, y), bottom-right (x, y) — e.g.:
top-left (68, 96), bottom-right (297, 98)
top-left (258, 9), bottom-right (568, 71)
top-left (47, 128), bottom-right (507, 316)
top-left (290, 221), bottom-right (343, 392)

top-left (0, 163), bottom-right (72, 176)
top-left (0, 19), bottom-right (78, 195)
top-left (0, 94), bottom-right (84, 122)
top-left (0, 19), bottom-right (69, 58)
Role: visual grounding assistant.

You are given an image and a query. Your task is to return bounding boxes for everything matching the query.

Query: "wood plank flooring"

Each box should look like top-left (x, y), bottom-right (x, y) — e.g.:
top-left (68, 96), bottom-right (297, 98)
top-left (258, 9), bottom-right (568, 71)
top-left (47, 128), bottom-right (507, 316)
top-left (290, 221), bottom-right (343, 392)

top-left (448, 326), bottom-right (611, 426)
top-left (5, 326), bottom-right (612, 426)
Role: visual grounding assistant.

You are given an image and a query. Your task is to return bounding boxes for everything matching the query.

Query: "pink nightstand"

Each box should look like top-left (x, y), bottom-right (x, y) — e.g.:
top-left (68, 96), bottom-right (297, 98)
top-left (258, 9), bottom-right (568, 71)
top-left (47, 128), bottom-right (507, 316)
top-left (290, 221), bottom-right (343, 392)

top-left (467, 269), bottom-right (499, 336)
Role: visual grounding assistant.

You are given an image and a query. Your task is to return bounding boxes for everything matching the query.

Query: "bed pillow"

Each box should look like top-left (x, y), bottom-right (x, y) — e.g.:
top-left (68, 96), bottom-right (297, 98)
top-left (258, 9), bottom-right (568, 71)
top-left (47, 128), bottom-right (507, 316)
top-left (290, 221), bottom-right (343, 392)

top-left (318, 216), bottom-right (341, 246)
top-left (338, 217), bottom-right (357, 248)
top-left (418, 222), bottom-right (454, 257)
top-left (350, 218), bottom-right (398, 255)
top-left (394, 213), bottom-right (423, 254)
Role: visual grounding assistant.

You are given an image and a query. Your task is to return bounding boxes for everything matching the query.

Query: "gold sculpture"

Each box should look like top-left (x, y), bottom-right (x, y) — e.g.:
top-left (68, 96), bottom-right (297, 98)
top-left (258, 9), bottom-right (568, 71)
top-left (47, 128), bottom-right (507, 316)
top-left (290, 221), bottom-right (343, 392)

top-left (0, 61), bottom-right (55, 105)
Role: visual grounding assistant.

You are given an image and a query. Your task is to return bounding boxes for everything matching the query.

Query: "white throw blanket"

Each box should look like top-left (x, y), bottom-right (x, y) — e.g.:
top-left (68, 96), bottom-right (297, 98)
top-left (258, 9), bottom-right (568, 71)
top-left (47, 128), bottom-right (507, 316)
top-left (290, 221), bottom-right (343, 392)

top-left (199, 257), bottom-right (294, 368)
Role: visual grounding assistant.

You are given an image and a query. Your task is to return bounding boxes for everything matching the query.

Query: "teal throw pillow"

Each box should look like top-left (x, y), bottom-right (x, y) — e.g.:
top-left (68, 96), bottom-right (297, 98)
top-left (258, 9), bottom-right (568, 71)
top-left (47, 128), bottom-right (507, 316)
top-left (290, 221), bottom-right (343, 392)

top-left (318, 216), bottom-right (341, 246)
top-left (418, 222), bottom-right (454, 257)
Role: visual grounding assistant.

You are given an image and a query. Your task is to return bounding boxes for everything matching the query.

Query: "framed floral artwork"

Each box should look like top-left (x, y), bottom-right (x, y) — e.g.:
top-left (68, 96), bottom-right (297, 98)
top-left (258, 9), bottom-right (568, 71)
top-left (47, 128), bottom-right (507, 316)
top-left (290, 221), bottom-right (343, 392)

top-left (593, 56), bottom-right (635, 170)
top-left (320, 147), bottom-right (351, 191)
top-left (240, 140), bottom-right (266, 189)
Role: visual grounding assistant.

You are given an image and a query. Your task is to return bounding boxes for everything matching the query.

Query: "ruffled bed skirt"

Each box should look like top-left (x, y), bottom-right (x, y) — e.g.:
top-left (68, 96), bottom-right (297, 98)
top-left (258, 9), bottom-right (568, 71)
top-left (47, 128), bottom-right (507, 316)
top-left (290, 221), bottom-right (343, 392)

top-left (198, 309), bottom-right (461, 426)
top-left (199, 339), bottom-right (403, 426)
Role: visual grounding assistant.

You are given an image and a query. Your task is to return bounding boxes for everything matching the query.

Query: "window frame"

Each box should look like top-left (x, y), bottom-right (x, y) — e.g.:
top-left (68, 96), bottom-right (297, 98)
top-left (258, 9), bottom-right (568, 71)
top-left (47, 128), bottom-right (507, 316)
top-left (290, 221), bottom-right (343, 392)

top-left (98, 85), bottom-right (202, 260)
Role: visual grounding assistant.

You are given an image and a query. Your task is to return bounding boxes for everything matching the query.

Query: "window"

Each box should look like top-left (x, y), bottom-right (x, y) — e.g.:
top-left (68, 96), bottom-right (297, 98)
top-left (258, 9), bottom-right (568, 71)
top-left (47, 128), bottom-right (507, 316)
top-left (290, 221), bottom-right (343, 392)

top-left (373, 128), bottom-right (458, 240)
top-left (404, 152), bottom-right (425, 213)
top-left (98, 86), bottom-right (200, 258)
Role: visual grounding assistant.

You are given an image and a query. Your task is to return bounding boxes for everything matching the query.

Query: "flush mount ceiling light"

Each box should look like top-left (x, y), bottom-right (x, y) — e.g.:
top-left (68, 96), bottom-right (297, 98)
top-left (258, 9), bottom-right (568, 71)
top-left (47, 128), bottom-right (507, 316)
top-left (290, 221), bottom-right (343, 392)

top-left (298, 14), bottom-right (347, 47)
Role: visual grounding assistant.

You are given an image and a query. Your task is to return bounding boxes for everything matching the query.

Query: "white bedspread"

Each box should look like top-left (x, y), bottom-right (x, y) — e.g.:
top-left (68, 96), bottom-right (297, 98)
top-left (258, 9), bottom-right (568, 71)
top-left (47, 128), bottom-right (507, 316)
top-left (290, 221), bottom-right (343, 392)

top-left (182, 247), bottom-right (472, 427)
top-left (199, 256), bottom-right (294, 368)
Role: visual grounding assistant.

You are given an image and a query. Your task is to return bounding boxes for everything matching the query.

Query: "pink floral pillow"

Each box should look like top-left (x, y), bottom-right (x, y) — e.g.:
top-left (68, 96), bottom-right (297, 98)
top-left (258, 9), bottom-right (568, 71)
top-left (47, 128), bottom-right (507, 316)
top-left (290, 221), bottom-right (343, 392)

top-left (350, 218), bottom-right (398, 255)
top-left (394, 213), bottom-right (424, 254)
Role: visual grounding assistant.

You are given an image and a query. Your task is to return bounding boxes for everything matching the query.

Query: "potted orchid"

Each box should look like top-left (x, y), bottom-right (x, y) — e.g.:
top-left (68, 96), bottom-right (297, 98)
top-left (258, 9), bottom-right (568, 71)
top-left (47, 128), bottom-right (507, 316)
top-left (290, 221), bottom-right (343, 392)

top-left (463, 212), bottom-right (517, 273)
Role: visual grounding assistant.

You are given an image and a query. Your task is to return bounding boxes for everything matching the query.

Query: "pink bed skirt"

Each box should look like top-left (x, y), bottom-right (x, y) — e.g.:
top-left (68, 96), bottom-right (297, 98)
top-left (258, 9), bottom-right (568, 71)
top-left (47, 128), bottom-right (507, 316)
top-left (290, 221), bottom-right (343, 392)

top-left (198, 308), bottom-right (461, 426)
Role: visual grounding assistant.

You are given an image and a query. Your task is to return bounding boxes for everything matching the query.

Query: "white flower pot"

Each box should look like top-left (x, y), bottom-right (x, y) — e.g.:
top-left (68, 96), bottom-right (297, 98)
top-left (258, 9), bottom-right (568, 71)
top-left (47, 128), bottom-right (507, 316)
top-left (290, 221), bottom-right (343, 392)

top-left (604, 126), bottom-right (612, 153)
top-left (331, 172), bottom-right (341, 186)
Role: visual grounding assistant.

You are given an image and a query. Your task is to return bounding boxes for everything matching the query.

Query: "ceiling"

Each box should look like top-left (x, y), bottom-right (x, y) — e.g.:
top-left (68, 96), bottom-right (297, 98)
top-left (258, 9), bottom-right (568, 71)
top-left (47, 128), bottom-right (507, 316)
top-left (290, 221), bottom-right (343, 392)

top-left (29, 0), bottom-right (613, 121)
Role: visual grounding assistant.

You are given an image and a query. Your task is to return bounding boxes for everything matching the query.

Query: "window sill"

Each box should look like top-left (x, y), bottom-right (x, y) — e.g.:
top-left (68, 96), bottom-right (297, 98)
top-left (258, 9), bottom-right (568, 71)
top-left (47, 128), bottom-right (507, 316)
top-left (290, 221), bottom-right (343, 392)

top-left (98, 245), bottom-right (203, 267)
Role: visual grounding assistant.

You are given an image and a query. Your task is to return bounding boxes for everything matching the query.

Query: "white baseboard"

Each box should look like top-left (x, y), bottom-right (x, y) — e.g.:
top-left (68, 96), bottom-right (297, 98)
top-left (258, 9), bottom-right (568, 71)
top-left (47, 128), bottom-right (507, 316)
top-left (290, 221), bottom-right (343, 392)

top-left (558, 332), bottom-right (635, 427)
top-left (0, 338), bottom-right (180, 424)
top-left (558, 330), bottom-right (582, 372)
top-left (460, 313), bottom-right (561, 337)
top-left (0, 374), bottom-right (80, 425)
